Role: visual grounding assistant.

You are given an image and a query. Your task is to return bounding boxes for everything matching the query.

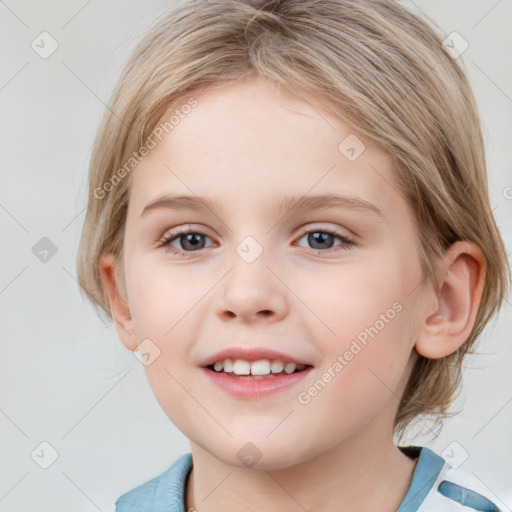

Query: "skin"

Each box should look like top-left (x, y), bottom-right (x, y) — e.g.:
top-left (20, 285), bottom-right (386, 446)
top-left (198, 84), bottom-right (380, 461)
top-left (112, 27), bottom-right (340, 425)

top-left (99, 73), bottom-right (485, 512)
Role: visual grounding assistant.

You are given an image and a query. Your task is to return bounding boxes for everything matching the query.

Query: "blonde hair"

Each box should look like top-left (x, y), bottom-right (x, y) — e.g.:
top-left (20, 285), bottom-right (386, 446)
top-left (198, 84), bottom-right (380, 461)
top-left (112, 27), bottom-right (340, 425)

top-left (76, 0), bottom-right (510, 438)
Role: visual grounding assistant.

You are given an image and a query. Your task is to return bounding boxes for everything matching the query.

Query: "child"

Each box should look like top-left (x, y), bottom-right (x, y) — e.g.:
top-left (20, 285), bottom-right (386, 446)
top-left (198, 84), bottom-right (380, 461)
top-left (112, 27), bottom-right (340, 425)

top-left (76, 0), bottom-right (510, 510)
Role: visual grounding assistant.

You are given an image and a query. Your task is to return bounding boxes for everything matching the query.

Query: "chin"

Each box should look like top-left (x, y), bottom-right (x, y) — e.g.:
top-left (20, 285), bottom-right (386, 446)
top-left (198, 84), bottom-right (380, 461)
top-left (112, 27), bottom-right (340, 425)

top-left (206, 438), bottom-right (309, 471)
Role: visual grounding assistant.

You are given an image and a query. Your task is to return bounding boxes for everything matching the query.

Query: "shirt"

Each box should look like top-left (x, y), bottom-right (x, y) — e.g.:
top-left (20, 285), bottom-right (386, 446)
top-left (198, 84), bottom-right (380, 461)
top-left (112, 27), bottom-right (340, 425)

top-left (115, 445), bottom-right (504, 511)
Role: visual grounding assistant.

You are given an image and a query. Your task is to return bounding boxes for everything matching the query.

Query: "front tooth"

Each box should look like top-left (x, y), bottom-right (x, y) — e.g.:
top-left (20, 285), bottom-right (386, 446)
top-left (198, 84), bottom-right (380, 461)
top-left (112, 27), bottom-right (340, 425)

top-left (270, 360), bottom-right (284, 373)
top-left (284, 362), bottom-right (297, 374)
top-left (232, 359), bottom-right (251, 375)
top-left (250, 360), bottom-right (271, 375)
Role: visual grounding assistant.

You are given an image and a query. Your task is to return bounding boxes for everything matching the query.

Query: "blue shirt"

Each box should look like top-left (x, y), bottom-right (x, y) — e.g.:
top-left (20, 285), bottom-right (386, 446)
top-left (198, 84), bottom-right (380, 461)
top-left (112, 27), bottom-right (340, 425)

top-left (115, 445), bottom-right (503, 511)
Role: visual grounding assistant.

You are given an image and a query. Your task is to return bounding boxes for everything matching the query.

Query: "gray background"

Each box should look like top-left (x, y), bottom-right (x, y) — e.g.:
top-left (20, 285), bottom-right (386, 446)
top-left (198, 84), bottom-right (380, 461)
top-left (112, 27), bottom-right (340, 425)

top-left (0, 0), bottom-right (511, 510)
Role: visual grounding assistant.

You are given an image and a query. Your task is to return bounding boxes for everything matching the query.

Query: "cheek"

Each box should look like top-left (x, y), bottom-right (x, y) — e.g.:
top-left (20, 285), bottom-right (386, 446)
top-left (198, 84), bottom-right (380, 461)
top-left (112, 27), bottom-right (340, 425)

top-left (305, 253), bottom-right (415, 387)
top-left (305, 257), bottom-right (406, 340)
top-left (300, 313), bottom-right (412, 439)
top-left (126, 257), bottom-right (208, 334)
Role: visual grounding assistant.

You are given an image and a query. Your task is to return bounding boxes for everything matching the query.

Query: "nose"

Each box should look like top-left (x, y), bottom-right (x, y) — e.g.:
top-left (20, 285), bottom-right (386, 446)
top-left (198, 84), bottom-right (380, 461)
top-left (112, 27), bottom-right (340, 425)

top-left (214, 249), bottom-right (289, 323)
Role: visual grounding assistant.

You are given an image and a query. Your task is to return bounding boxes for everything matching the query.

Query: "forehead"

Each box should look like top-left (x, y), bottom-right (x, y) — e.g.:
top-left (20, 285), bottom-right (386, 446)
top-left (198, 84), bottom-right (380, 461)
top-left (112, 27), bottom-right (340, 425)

top-left (129, 75), bottom-right (406, 220)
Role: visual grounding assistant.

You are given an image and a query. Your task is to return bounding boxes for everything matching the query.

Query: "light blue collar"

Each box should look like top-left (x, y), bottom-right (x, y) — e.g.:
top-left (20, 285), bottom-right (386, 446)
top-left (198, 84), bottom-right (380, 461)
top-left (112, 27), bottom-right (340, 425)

top-left (153, 452), bottom-right (193, 512)
top-left (396, 445), bottom-right (445, 512)
top-left (128, 446), bottom-right (444, 512)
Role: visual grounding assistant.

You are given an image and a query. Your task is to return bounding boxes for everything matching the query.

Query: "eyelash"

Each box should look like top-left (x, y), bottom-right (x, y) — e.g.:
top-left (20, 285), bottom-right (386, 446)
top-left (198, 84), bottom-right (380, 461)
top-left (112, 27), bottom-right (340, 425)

top-left (157, 226), bottom-right (356, 258)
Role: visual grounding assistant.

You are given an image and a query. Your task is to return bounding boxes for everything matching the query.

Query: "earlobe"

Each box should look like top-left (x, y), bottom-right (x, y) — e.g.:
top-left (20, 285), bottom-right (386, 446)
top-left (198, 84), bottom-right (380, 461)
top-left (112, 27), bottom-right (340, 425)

top-left (98, 253), bottom-right (138, 352)
top-left (415, 241), bottom-right (486, 359)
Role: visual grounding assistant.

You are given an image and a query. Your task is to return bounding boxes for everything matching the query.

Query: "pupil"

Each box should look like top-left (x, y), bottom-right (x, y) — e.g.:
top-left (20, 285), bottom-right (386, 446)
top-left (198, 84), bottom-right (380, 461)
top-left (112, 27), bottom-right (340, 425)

top-left (182, 233), bottom-right (204, 251)
top-left (309, 232), bottom-right (333, 249)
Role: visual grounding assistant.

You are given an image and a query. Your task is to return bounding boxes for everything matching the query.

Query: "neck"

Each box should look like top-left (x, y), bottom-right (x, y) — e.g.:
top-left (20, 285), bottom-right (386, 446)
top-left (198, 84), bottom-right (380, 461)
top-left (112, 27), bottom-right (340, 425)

top-left (185, 429), bottom-right (418, 512)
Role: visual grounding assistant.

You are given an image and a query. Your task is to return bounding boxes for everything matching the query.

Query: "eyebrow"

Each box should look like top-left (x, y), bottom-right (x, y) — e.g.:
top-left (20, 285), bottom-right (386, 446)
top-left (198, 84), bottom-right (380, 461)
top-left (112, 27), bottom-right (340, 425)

top-left (140, 193), bottom-right (384, 219)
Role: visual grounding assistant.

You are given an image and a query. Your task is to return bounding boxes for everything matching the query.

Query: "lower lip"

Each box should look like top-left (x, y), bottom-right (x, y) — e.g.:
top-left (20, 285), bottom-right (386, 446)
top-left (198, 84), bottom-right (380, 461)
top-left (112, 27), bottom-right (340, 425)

top-left (201, 367), bottom-right (313, 400)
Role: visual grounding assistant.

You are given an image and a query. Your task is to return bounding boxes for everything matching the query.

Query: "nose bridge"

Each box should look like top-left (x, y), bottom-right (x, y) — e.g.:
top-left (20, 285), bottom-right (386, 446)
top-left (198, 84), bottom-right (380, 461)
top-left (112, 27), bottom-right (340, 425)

top-left (215, 231), bottom-right (289, 321)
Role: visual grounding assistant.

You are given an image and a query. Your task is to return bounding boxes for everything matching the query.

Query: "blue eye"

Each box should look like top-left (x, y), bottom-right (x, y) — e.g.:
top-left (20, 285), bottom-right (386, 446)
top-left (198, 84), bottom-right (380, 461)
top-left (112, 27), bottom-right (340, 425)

top-left (296, 229), bottom-right (355, 252)
top-left (158, 227), bottom-right (355, 257)
top-left (160, 230), bottom-right (213, 256)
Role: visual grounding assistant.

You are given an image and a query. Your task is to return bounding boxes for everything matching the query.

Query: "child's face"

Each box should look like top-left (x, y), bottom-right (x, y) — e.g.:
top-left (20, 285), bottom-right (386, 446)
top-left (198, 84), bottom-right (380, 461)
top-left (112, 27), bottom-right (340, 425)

top-left (116, 74), bottom-right (434, 467)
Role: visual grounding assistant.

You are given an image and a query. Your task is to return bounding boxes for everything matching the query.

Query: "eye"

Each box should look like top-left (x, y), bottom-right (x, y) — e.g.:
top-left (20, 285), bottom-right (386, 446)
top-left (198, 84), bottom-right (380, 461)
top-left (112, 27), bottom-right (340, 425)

top-left (157, 226), bottom-right (356, 257)
top-left (158, 228), bottom-right (214, 257)
top-left (295, 227), bottom-right (355, 253)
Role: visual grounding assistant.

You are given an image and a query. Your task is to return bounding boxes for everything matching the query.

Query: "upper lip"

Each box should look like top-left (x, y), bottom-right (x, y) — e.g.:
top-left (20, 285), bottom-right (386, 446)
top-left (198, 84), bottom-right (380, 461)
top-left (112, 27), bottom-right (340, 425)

top-left (199, 347), bottom-right (313, 367)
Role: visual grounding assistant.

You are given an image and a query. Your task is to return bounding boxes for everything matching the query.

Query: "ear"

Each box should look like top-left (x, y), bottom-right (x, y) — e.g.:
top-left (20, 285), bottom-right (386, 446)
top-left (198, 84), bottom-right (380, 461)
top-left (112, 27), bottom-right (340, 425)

top-left (415, 241), bottom-right (486, 359)
top-left (98, 253), bottom-right (138, 352)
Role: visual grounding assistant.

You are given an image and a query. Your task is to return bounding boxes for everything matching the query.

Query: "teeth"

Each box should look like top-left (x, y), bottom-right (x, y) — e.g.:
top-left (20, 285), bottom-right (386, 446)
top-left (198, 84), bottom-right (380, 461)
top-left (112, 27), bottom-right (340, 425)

top-left (250, 360), bottom-right (271, 375)
top-left (284, 362), bottom-right (298, 374)
top-left (232, 359), bottom-right (251, 375)
top-left (271, 360), bottom-right (284, 373)
top-left (210, 358), bottom-right (307, 376)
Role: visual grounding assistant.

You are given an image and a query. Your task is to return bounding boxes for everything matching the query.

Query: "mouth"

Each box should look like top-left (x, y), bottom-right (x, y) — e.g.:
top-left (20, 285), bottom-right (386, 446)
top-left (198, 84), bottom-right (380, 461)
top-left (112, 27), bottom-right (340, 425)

top-left (201, 361), bottom-right (314, 399)
top-left (205, 361), bottom-right (313, 379)
top-left (198, 348), bottom-right (314, 398)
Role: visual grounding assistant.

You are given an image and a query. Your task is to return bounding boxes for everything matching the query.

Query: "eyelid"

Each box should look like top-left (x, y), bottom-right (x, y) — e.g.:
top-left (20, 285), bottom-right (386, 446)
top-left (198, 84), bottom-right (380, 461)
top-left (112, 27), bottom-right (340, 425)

top-left (160, 224), bottom-right (212, 241)
top-left (159, 222), bottom-right (353, 242)
top-left (158, 222), bottom-right (356, 257)
top-left (159, 224), bottom-right (214, 247)
top-left (296, 222), bottom-right (355, 239)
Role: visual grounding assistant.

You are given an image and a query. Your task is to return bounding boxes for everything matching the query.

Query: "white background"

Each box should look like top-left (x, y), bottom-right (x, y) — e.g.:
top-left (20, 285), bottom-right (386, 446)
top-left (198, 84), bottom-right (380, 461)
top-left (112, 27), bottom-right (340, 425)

top-left (0, 0), bottom-right (511, 510)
